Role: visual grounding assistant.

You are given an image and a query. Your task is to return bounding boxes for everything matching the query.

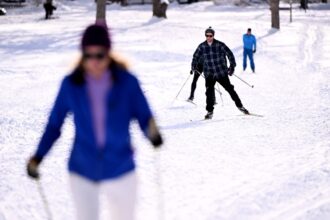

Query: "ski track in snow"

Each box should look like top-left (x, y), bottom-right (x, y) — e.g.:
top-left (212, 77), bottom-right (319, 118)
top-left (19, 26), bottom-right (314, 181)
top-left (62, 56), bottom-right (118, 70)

top-left (0, 1), bottom-right (330, 220)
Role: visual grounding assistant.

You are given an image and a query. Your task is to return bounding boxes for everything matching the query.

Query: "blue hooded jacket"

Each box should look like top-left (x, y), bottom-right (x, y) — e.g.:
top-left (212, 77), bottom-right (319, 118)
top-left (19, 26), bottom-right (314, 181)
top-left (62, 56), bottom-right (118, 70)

top-left (243, 34), bottom-right (257, 50)
top-left (34, 64), bottom-right (153, 182)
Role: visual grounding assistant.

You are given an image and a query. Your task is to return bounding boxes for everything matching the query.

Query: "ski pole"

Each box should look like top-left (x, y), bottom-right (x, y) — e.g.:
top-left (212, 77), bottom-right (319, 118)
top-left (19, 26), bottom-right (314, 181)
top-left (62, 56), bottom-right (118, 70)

top-left (233, 74), bottom-right (254, 88)
top-left (155, 149), bottom-right (164, 220)
top-left (37, 179), bottom-right (53, 220)
top-left (171, 73), bottom-right (191, 105)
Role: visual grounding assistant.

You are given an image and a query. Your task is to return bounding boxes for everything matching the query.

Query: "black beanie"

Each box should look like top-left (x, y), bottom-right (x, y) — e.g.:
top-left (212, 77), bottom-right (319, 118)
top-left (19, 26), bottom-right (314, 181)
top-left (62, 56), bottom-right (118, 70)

top-left (205, 26), bottom-right (215, 36)
top-left (81, 24), bottom-right (111, 50)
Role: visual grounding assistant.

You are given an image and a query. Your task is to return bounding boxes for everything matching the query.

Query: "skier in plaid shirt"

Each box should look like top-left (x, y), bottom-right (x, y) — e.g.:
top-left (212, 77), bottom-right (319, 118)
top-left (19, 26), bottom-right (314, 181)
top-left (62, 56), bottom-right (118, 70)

top-left (191, 27), bottom-right (249, 119)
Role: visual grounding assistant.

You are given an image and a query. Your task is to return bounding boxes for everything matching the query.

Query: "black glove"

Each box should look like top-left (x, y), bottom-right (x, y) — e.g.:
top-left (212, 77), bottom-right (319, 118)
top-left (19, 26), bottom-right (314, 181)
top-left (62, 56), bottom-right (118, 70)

top-left (253, 49), bottom-right (256, 53)
top-left (147, 118), bottom-right (163, 148)
top-left (27, 156), bottom-right (42, 179)
top-left (228, 66), bottom-right (235, 76)
top-left (190, 70), bottom-right (194, 75)
top-left (150, 133), bottom-right (163, 148)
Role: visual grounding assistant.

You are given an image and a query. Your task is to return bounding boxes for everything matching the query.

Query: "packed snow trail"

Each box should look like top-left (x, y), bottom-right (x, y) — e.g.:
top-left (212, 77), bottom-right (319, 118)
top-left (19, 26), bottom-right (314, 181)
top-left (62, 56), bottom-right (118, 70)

top-left (0, 2), bottom-right (330, 220)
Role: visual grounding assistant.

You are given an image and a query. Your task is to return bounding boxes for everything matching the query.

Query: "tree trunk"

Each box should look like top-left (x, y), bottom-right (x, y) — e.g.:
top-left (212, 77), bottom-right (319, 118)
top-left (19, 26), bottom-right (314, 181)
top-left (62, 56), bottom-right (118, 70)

top-left (121, 0), bottom-right (128, 6)
top-left (96, 0), bottom-right (107, 24)
top-left (35, 0), bottom-right (42, 7)
top-left (153, 0), bottom-right (168, 18)
top-left (270, 0), bottom-right (280, 29)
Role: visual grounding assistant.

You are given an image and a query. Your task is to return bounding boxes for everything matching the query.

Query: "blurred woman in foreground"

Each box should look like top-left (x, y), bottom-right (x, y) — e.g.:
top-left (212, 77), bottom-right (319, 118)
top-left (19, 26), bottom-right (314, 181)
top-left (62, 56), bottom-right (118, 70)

top-left (27, 24), bottom-right (163, 220)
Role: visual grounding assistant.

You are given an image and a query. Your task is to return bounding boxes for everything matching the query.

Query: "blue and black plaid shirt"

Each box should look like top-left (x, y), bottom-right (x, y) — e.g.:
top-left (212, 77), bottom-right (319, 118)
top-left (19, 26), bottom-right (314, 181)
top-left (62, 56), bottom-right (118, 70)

top-left (191, 39), bottom-right (236, 78)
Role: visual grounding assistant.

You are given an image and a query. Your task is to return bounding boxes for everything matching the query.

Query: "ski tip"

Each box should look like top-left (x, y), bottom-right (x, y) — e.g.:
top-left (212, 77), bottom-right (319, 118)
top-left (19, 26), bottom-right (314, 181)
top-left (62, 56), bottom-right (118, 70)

top-left (246, 113), bottom-right (264, 117)
top-left (186, 100), bottom-right (197, 105)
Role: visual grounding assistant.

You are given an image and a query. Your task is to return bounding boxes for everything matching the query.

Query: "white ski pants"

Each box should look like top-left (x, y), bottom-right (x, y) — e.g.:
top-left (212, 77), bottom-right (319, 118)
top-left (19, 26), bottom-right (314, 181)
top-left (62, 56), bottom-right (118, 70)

top-left (69, 171), bottom-right (137, 220)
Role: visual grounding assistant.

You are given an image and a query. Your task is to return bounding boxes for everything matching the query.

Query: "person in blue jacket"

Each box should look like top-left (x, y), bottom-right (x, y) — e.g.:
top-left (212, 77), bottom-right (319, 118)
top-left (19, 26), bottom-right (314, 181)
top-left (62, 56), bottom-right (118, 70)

top-left (26, 24), bottom-right (163, 220)
top-left (243, 28), bottom-right (257, 73)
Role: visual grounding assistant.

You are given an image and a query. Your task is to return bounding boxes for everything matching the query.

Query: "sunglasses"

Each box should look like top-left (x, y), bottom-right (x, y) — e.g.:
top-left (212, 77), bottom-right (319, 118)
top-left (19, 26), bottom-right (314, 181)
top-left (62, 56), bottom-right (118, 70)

top-left (205, 35), bottom-right (214, 38)
top-left (83, 52), bottom-right (107, 60)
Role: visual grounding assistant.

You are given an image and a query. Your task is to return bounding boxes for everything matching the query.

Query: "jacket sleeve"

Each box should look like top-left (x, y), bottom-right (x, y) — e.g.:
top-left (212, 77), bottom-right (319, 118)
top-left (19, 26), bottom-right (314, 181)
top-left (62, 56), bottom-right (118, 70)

top-left (224, 44), bottom-right (236, 67)
top-left (132, 78), bottom-right (153, 135)
top-left (191, 44), bottom-right (203, 70)
top-left (242, 35), bottom-right (246, 47)
top-left (253, 36), bottom-right (257, 50)
top-left (35, 78), bottom-right (70, 159)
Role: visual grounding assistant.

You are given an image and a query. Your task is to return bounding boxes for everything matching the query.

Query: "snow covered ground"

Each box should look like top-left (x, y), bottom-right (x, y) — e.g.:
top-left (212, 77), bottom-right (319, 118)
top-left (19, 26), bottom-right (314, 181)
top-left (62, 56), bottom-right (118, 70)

top-left (0, 1), bottom-right (330, 220)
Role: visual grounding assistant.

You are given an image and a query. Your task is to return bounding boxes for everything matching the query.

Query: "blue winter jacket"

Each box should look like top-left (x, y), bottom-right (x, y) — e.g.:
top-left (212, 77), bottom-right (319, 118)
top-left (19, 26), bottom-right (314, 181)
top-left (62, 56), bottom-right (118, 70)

top-left (243, 34), bottom-right (257, 50)
top-left (34, 64), bottom-right (153, 182)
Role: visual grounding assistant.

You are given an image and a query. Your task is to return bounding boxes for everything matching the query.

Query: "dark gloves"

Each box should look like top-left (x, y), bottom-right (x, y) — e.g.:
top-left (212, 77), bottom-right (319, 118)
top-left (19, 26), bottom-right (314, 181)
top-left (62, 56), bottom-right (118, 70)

top-left (253, 49), bottom-right (256, 53)
top-left (228, 66), bottom-right (235, 76)
top-left (150, 133), bottom-right (163, 148)
top-left (27, 156), bottom-right (42, 179)
top-left (147, 118), bottom-right (163, 148)
top-left (190, 70), bottom-right (194, 75)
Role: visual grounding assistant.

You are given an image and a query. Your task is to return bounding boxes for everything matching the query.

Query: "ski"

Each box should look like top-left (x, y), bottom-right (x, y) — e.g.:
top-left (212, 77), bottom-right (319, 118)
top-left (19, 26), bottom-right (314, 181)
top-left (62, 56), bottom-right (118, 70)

top-left (36, 16), bottom-right (60, 22)
top-left (241, 113), bottom-right (264, 117)
top-left (189, 118), bottom-right (211, 122)
top-left (189, 113), bottom-right (264, 122)
top-left (186, 100), bottom-right (197, 105)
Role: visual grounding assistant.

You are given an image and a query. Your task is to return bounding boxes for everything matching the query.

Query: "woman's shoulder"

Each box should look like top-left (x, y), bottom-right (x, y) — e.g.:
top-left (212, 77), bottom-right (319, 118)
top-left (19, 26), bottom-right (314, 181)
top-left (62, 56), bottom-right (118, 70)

top-left (64, 67), bottom-right (85, 85)
top-left (113, 67), bottom-right (139, 85)
top-left (60, 74), bottom-right (74, 87)
top-left (62, 67), bottom-right (140, 88)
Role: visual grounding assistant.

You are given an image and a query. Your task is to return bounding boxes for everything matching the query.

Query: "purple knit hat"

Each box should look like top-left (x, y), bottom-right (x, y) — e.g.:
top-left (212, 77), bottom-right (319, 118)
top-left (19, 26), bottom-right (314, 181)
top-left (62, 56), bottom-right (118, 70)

top-left (81, 24), bottom-right (111, 50)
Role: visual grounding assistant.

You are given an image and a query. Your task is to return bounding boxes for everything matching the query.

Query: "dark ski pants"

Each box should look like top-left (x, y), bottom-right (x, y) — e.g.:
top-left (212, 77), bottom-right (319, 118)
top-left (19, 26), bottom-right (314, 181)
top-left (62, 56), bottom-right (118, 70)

top-left (189, 72), bottom-right (216, 102)
top-left (44, 3), bottom-right (55, 19)
top-left (189, 72), bottom-right (200, 99)
top-left (205, 75), bottom-right (243, 112)
top-left (243, 48), bottom-right (255, 71)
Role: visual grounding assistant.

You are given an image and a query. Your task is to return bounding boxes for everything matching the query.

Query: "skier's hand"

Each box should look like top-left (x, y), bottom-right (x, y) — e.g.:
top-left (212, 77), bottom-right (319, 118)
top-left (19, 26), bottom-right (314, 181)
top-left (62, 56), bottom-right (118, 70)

top-left (147, 118), bottom-right (163, 148)
top-left (228, 66), bottom-right (235, 76)
top-left (151, 133), bottom-right (163, 149)
top-left (27, 156), bottom-right (42, 179)
top-left (253, 49), bottom-right (256, 53)
top-left (190, 70), bottom-right (194, 75)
